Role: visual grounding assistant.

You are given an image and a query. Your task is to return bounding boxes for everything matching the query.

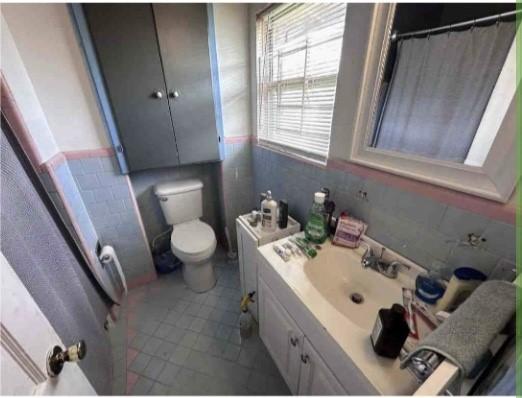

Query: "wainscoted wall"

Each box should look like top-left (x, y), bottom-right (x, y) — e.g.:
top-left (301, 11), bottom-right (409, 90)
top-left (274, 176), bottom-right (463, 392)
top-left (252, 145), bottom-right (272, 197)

top-left (67, 154), bottom-right (154, 282)
top-left (40, 161), bottom-right (99, 266)
top-left (221, 138), bottom-right (255, 250)
top-left (39, 152), bottom-right (155, 286)
top-left (253, 145), bottom-right (516, 279)
top-left (130, 163), bottom-right (224, 251)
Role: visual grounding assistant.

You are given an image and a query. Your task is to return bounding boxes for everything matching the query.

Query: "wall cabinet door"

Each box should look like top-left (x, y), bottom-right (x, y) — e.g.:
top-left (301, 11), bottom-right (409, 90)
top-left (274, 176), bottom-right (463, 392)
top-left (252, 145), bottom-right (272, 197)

top-left (153, 4), bottom-right (221, 165)
top-left (298, 338), bottom-right (347, 395)
top-left (236, 220), bottom-right (259, 320)
top-left (84, 4), bottom-right (180, 171)
top-left (258, 278), bottom-right (303, 394)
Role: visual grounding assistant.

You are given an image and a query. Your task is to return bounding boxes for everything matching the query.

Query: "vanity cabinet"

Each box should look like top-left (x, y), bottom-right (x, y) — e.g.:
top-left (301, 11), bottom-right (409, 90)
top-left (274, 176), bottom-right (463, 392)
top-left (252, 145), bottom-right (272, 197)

top-left (259, 278), bottom-right (303, 393)
top-left (83, 4), bottom-right (221, 172)
top-left (298, 339), bottom-right (347, 395)
top-left (258, 278), bottom-right (346, 395)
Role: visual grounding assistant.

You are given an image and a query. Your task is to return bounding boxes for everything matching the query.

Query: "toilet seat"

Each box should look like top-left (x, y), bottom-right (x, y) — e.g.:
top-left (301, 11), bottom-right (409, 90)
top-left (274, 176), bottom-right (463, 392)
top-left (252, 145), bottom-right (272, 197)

top-left (171, 220), bottom-right (216, 263)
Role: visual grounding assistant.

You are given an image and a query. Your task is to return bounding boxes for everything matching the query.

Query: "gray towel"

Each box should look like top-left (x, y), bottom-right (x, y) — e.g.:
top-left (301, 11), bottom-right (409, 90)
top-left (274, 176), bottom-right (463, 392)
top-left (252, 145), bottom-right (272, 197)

top-left (401, 280), bottom-right (517, 378)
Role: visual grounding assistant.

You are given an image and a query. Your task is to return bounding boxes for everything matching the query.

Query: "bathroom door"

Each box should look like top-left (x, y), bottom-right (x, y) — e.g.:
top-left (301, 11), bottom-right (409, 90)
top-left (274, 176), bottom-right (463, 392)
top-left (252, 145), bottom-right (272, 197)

top-left (0, 252), bottom-right (96, 395)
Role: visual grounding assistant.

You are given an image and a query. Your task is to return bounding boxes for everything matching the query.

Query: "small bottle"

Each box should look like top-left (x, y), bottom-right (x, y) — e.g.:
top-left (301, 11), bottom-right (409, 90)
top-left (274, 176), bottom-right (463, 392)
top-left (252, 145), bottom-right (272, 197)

top-left (261, 191), bottom-right (278, 232)
top-left (278, 200), bottom-right (288, 229)
top-left (239, 292), bottom-right (255, 338)
top-left (304, 192), bottom-right (327, 244)
top-left (371, 304), bottom-right (410, 359)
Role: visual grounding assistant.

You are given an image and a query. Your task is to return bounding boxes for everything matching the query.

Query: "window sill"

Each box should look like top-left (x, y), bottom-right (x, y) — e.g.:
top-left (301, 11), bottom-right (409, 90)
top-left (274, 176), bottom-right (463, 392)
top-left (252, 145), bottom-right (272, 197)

top-left (256, 140), bottom-right (328, 168)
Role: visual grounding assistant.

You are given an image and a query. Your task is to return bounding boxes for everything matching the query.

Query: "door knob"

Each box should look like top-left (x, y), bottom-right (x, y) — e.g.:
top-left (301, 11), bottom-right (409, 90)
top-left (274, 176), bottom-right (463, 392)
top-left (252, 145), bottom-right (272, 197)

top-left (46, 340), bottom-right (86, 377)
top-left (169, 90), bottom-right (180, 99)
top-left (152, 91), bottom-right (164, 99)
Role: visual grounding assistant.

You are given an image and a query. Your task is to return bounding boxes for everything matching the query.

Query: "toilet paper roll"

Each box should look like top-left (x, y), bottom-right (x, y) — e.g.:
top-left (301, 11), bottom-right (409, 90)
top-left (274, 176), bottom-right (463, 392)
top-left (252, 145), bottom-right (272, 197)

top-left (99, 245), bottom-right (127, 294)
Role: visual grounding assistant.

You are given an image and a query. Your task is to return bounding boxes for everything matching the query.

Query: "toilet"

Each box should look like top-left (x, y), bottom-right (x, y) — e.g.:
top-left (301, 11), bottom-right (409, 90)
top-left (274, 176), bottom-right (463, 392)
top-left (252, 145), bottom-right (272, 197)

top-left (154, 179), bottom-right (217, 292)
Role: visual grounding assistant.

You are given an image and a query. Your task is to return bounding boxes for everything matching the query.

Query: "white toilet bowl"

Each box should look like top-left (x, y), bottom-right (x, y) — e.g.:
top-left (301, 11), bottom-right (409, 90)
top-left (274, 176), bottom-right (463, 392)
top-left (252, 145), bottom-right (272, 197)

top-left (170, 219), bottom-right (217, 292)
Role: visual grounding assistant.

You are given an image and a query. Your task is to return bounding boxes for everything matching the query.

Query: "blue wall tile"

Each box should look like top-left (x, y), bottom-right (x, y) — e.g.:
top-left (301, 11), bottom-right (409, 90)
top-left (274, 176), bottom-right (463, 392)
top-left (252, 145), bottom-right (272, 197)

top-left (252, 146), bottom-right (515, 278)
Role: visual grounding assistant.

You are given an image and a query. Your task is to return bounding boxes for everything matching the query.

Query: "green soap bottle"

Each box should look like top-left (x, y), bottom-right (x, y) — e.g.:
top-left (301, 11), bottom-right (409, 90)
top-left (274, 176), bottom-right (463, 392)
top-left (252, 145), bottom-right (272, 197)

top-left (304, 192), bottom-right (327, 244)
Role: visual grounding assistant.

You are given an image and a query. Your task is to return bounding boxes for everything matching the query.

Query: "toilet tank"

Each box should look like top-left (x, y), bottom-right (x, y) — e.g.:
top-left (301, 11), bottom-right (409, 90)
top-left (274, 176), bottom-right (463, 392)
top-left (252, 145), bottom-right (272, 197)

top-left (154, 179), bottom-right (203, 225)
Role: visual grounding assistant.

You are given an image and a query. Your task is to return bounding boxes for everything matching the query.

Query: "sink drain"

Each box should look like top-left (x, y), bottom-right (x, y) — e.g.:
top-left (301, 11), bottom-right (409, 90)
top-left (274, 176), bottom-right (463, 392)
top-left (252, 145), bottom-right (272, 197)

top-left (350, 293), bottom-right (364, 304)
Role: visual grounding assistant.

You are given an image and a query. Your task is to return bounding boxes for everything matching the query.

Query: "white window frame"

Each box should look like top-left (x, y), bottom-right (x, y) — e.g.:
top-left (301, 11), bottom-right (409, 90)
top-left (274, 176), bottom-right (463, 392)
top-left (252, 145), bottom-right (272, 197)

top-left (344, 4), bottom-right (518, 203)
top-left (254, 4), bottom-right (346, 165)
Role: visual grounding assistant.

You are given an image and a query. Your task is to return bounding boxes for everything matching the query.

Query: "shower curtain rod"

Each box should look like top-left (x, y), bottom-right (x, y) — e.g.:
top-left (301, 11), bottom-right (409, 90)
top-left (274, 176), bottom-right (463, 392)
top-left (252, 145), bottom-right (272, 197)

top-left (391, 9), bottom-right (520, 41)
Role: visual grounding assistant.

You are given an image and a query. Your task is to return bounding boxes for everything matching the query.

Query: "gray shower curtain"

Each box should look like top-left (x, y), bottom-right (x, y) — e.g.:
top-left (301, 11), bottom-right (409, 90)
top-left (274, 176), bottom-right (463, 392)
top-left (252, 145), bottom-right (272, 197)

top-left (374, 21), bottom-right (515, 163)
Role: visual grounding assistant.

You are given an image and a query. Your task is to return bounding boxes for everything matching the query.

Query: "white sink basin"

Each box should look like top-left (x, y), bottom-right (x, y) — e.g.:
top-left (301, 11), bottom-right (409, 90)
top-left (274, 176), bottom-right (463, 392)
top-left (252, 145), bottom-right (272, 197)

top-left (303, 245), bottom-right (404, 331)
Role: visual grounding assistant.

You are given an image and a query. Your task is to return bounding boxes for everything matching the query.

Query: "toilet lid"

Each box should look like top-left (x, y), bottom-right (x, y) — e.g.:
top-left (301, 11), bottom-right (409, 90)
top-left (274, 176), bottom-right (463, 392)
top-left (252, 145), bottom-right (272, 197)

top-left (171, 220), bottom-right (215, 255)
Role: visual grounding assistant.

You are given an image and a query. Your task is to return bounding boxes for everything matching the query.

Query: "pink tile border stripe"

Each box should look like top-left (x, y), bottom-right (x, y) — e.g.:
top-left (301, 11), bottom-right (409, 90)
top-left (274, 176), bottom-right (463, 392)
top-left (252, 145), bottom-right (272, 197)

top-left (63, 147), bottom-right (115, 160)
top-left (328, 158), bottom-right (516, 225)
top-left (223, 134), bottom-right (254, 144)
top-left (127, 271), bottom-right (157, 290)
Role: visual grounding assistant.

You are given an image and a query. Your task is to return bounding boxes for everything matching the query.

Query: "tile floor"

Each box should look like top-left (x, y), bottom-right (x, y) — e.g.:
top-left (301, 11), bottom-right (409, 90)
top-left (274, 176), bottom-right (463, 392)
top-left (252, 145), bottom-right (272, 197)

top-left (109, 249), bottom-right (291, 395)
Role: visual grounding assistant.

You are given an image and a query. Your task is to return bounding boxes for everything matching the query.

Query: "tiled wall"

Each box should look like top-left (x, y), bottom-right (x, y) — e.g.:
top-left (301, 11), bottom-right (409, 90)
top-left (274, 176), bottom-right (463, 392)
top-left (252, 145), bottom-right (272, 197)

top-left (40, 162), bottom-right (100, 264)
top-left (221, 140), bottom-right (255, 250)
top-left (130, 163), bottom-right (224, 252)
top-left (252, 145), bottom-right (516, 280)
top-left (67, 155), bottom-right (154, 282)
top-left (40, 154), bottom-right (155, 283)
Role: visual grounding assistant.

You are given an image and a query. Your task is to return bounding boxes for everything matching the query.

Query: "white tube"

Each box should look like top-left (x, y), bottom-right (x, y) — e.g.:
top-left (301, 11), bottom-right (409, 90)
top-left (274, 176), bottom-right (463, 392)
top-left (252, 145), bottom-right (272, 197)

top-left (99, 245), bottom-right (127, 294)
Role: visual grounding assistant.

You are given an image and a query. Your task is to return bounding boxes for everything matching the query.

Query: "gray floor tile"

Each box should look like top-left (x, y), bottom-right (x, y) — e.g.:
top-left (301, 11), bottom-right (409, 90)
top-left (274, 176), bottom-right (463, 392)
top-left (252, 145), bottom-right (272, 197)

top-left (131, 376), bottom-right (154, 395)
top-left (200, 320), bottom-right (219, 337)
top-left (197, 305), bottom-right (213, 319)
top-left (129, 333), bottom-right (148, 350)
top-left (179, 331), bottom-right (199, 348)
top-left (154, 323), bottom-right (174, 339)
top-left (176, 314), bottom-right (196, 329)
top-left (164, 326), bottom-right (185, 344)
top-left (108, 251), bottom-right (288, 396)
top-left (156, 363), bottom-right (181, 386)
top-left (142, 336), bottom-right (163, 355)
top-left (149, 382), bottom-right (170, 395)
top-left (223, 342), bottom-right (241, 362)
top-left (188, 317), bottom-right (206, 333)
top-left (215, 323), bottom-right (233, 341)
top-left (164, 310), bottom-right (182, 325)
top-left (155, 341), bottom-right (177, 361)
top-left (169, 345), bottom-right (191, 366)
top-left (142, 357), bottom-right (166, 380)
top-left (193, 335), bottom-right (214, 352)
top-left (184, 302), bottom-right (202, 316)
top-left (128, 352), bottom-right (152, 373)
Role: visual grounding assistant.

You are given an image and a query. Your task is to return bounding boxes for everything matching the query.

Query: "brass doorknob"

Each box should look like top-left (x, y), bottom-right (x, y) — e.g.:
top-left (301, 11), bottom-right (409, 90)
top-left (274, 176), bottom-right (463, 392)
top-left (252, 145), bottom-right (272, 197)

top-left (47, 340), bottom-right (86, 377)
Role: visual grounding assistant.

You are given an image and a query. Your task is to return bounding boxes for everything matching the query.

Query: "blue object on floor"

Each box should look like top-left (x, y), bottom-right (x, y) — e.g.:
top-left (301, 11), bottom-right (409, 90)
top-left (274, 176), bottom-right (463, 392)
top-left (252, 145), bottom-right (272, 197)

top-left (154, 250), bottom-right (181, 274)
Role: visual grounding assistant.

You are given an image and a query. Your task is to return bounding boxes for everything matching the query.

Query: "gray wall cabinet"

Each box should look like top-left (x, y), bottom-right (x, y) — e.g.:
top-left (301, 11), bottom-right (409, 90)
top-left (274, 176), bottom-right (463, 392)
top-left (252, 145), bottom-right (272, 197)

top-left (84, 4), bottom-right (222, 172)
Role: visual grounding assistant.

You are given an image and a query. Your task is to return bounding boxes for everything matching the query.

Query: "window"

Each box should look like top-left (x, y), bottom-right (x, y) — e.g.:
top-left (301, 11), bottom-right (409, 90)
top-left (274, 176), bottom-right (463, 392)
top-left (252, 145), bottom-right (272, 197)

top-left (340, 4), bottom-right (518, 203)
top-left (256, 4), bottom-right (347, 162)
top-left (369, 4), bottom-right (516, 166)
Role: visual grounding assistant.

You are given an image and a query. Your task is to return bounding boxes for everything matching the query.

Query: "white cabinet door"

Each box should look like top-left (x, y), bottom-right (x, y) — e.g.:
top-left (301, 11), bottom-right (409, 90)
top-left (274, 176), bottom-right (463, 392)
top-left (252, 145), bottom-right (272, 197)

top-left (298, 338), bottom-right (347, 395)
top-left (237, 219), bottom-right (259, 319)
top-left (258, 278), bottom-right (303, 394)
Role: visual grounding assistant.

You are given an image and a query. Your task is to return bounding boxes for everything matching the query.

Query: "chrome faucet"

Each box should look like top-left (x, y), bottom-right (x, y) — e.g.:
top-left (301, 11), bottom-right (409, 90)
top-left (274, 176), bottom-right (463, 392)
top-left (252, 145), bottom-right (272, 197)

top-left (360, 245), bottom-right (410, 279)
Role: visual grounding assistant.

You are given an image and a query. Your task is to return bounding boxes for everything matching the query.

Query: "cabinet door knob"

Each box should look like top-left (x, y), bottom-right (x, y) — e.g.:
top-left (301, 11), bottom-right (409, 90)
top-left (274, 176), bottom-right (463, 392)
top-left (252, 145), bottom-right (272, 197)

top-left (152, 91), bottom-right (163, 99)
top-left (301, 354), bottom-right (309, 364)
top-left (290, 337), bottom-right (299, 347)
top-left (169, 90), bottom-right (180, 99)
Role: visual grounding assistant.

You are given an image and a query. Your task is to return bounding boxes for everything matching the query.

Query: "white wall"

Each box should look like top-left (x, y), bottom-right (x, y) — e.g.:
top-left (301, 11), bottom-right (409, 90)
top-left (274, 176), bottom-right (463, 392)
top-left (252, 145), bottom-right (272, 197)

top-left (214, 4), bottom-right (251, 137)
top-left (1, 15), bottom-right (59, 163)
top-left (2, 4), bottom-right (109, 155)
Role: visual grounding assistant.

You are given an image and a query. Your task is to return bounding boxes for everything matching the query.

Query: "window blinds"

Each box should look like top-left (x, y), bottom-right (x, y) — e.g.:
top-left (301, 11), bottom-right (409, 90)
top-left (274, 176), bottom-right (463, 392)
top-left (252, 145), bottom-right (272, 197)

top-left (256, 3), bottom-right (347, 161)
